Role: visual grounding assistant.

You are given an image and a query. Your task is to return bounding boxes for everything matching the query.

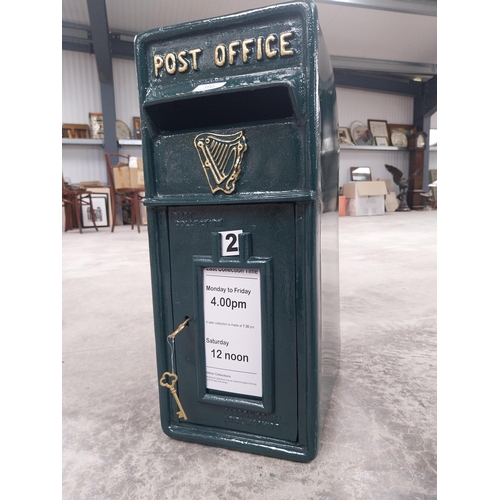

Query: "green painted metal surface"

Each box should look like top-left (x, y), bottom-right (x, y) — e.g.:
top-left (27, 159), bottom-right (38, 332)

top-left (135, 0), bottom-right (340, 462)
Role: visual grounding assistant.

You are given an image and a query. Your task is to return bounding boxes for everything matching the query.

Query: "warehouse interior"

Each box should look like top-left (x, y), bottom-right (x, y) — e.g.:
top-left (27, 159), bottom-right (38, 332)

top-left (30, 0), bottom-right (490, 498)
top-left (60, 1), bottom-right (439, 496)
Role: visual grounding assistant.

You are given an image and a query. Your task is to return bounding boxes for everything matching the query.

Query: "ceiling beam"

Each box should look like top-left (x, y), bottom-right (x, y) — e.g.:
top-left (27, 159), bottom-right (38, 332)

top-left (333, 68), bottom-right (423, 97)
top-left (86, 1), bottom-right (113, 83)
top-left (86, 0), bottom-right (118, 156)
top-left (423, 75), bottom-right (437, 116)
top-left (62, 22), bottom-right (135, 60)
top-left (316, 0), bottom-right (437, 16)
top-left (331, 56), bottom-right (436, 78)
top-left (62, 38), bottom-right (92, 54)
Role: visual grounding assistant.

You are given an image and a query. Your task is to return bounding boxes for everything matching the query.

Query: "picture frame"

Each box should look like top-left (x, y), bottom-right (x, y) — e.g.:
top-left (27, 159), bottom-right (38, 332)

top-left (375, 136), bottom-right (389, 146)
top-left (388, 124), bottom-right (416, 147)
top-left (116, 120), bottom-right (132, 140)
top-left (133, 117), bottom-right (142, 140)
top-left (62, 123), bottom-right (90, 139)
top-left (368, 120), bottom-right (389, 139)
top-left (338, 127), bottom-right (354, 145)
top-left (81, 193), bottom-right (110, 228)
top-left (350, 166), bottom-right (372, 182)
top-left (89, 112), bottom-right (104, 139)
top-left (351, 121), bottom-right (374, 146)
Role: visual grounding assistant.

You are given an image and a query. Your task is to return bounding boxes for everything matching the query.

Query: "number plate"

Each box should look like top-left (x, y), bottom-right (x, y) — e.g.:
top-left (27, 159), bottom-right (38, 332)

top-left (203, 267), bottom-right (262, 397)
top-left (219, 230), bottom-right (243, 257)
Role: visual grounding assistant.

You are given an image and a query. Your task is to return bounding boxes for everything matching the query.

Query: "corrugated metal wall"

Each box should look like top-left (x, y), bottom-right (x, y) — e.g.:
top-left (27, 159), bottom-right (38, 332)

top-left (62, 51), bottom-right (433, 190)
top-left (336, 87), bottom-right (413, 190)
top-left (112, 58), bottom-right (141, 132)
top-left (62, 52), bottom-right (141, 184)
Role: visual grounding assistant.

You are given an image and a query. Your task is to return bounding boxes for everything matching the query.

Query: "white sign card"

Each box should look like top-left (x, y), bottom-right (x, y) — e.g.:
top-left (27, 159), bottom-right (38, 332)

top-left (203, 267), bottom-right (262, 397)
top-left (219, 230), bottom-right (243, 257)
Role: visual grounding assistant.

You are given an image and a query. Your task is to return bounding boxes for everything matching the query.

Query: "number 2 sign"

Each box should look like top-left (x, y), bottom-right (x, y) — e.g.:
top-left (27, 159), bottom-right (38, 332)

top-left (219, 230), bottom-right (243, 257)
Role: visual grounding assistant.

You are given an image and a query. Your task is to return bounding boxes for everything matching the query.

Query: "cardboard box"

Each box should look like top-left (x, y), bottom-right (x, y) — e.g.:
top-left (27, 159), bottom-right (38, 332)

top-left (113, 163), bottom-right (131, 189)
top-left (112, 158), bottom-right (144, 190)
top-left (382, 179), bottom-right (394, 194)
top-left (343, 181), bottom-right (387, 216)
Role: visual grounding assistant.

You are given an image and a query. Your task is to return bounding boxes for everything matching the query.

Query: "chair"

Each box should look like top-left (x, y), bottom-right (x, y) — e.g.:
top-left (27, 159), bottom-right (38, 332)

top-left (429, 170), bottom-right (437, 210)
top-left (62, 177), bottom-right (98, 233)
top-left (105, 153), bottom-right (144, 233)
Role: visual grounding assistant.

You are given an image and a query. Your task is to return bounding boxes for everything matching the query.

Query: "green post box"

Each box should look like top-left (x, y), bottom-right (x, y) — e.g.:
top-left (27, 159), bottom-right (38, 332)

top-left (135, 0), bottom-right (340, 462)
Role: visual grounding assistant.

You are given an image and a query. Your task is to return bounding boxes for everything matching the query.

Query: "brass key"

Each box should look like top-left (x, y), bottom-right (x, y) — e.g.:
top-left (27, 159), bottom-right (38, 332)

top-left (160, 372), bottom-right (187, 421)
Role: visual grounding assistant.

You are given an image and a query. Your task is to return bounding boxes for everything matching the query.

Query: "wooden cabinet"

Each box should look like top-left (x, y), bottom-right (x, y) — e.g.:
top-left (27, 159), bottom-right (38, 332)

top-left (407, 131), bottom-right (427, 210)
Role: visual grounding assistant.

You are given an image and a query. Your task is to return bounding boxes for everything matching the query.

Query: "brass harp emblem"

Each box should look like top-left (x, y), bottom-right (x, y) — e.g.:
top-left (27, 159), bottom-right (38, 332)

top-left (194, 131), bottom-right (248, 194)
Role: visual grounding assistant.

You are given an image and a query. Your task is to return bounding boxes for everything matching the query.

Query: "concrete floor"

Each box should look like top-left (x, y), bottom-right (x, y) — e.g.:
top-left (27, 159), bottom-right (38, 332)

top-left (62, 209), bottom-right (437, 499)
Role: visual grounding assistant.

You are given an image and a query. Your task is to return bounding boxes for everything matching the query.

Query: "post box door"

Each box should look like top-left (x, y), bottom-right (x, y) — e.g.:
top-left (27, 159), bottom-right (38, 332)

top-left (163, 202), bottom-right (298, 441)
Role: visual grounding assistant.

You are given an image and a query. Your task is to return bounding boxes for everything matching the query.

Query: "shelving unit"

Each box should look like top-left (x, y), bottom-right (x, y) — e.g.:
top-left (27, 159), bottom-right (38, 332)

top-left (61, 137), bottom-right (436, 192)
top-left (340, 145), bottom-right (408, 152)
top-left (62, 140), bottom-right (434, 152)
top-left (62, 139), bottom-right (142, 147)
top-left (341, 146), bottom-right (437, 152)
top-left (62, 138), bottom-right (104, 146)
top-left (119, 139), bottom-right (142, 147)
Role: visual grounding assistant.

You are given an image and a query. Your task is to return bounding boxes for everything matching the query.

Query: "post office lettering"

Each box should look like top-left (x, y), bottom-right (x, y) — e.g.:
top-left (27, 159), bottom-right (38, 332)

top-left (153, 48), bottom-right (202, 76)
top-left (152, 31), bottom-right (295, 77)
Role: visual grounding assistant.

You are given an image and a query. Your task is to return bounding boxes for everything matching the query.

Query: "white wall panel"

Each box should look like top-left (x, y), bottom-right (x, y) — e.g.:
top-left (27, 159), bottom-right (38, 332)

top-left (430, 114), bottom-right (437, 171)
top-left (62, 52), bottom-right (140, 130)
top-left (62, 145), bottom-right (144, 186)
top-left (336, 87), bottom-right (413, 128)
top-left (62, 51), bottom-right (102, 123)
top-left (62, 146), bottom-right (108, 185)
top-left (62, 53), bottom-right (142, 184)
top-left (429, 151), bottom-right (437, 171)
top-left (62, 51), bottom-right (106, 184)
top-left (112, 59), bottom-right (141, 135)
top-left (339, 150), bottom-right (409, 192)
top-left (431, 112), bottom-right (437, 128)
top-left (336, 87), bottom-right (414, 191)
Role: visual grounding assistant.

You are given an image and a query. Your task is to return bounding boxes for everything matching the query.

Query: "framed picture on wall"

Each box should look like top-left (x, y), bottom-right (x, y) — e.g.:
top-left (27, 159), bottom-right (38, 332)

top-left (81, 194), bottom-right (110, 228)
top-left (375, 136), bottom-right (389, 146)
top-left (338, 127), bottom-right (354, 145)
top-left (89, 112), bottom-right (104, 139)
top-left (350, 167), bottom-right (372, 182)
top-left (133, 117), bottom-right (142, 140)
top-left (368, 120), bottom-right (389, 139)
top-left (388, 124), bottom-right (416, 147)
